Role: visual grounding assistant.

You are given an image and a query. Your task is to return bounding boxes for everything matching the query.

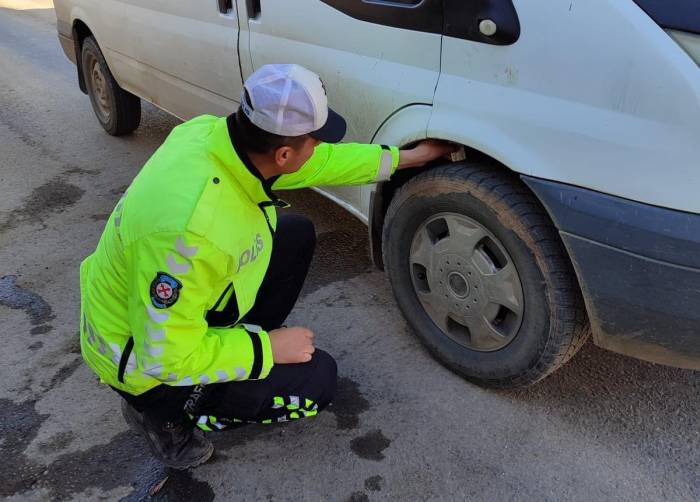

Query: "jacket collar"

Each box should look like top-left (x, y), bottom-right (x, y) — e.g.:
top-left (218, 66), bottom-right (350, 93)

top-left (207, 115), bottom-right (283, 207)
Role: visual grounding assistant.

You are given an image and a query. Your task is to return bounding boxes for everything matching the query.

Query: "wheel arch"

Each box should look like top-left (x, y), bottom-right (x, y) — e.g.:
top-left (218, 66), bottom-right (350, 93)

top-left (370, 106), bottom-right (550, 268)
top-left (370, 136), bottom-right (550, 272)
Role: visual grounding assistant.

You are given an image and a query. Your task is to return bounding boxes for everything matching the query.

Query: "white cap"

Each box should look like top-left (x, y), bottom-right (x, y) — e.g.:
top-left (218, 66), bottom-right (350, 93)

top-left (241, 64), bottom-right (347, 143)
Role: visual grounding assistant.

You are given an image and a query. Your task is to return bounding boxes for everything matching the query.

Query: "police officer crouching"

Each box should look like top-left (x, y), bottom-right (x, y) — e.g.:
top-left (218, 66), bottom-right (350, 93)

top-left (79, 64), bottom-right (455, 469)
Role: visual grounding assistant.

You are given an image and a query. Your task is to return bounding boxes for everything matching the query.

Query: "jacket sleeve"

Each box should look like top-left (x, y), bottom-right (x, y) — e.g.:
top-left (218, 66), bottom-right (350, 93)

top-left (125, 231), bottom-right (274, 386)
top-left (272, 143), bottom-right (400, 190)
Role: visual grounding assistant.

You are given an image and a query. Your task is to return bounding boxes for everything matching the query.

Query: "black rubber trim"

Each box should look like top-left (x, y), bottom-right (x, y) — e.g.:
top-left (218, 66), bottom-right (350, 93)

top-left (380, 144), bottom-right (390, 151)
top-left (524, 175), bottom-right (700, 365)
top-left (560, 232), bottom-right (700, 363)
top-left (319, 0), bottom-right (520, 45)
top-left (523, 176), bottom-right (700, 269)
top-left (73, 27), bottom-right (87, 94)
top-left (368, 188), bottom-right (385, 270)
top-left (633, 0), bottom-right (700, 35)
top-left (206, 283), bottom-right (240, 327)
top-left (247, 330), bottom-right (263, 379)
top-left (117, 337), bottom-right (134, 384)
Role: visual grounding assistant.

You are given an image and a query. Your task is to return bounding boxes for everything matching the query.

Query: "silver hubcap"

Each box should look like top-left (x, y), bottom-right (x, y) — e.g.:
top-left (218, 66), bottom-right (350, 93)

top-left (87, 56), bottom-right (111, 121)
top-left (409, 213), bottom-right (524, 352)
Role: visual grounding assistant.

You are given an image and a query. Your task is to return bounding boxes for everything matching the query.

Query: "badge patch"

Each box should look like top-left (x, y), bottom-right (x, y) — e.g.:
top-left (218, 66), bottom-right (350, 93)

top-left (150, 272), bottom-right (182, 309)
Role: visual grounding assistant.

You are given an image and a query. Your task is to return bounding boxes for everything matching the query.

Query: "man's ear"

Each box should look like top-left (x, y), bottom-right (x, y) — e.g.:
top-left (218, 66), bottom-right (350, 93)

top-left (274, 146), bottom-right (293, 167)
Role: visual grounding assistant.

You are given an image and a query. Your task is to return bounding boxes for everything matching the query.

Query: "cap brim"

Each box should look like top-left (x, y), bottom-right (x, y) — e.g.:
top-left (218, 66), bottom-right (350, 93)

top-left (309, 107), bottom-right (347, 143)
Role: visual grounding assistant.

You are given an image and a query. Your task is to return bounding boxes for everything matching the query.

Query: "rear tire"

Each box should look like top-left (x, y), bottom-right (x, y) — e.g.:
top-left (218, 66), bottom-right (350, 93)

top-left (382, 163), bottom-right (589, 388)
top-left (81, 36), bottom-right (141, 136)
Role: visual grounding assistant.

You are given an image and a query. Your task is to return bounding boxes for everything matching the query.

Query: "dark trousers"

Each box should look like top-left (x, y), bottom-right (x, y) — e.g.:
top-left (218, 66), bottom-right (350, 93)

top-left (116, 214), bottom-right (337, 430)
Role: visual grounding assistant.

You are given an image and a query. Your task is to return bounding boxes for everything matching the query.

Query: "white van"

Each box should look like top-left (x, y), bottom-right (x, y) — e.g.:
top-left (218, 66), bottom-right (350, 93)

top-left (54, 0), bottom-right (700, 388)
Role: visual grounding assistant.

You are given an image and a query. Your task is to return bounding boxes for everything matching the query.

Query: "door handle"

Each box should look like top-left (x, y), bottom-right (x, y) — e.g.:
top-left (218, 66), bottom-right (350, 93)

top-left (218, 0), bottom-right (232, 14)
top-left (247, 0), bottom-right (261, 19)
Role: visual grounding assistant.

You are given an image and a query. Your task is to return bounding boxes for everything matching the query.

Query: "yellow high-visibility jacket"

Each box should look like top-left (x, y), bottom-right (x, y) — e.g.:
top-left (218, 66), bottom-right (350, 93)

top-left (79, 114), bottom-right (399, 395)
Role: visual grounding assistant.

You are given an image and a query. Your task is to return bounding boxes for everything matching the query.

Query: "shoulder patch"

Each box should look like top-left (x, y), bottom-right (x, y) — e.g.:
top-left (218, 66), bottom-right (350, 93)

top-left (150, 272), bottom-right (183, 309)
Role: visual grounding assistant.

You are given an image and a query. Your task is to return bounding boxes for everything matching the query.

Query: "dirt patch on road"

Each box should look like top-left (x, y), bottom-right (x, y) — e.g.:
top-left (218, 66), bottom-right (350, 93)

top-left (38, 431), bottom-right (76, 454)
top-left (329, 377), bottom-right (370, 431)
top-left (346, 492), bottom-right (369, 502)
top-left (0, 398), bottom-right (49, 498)
top-left (0, 177), bottom-right (84, 232)
top-left (30, 324), bottom-right (53, 334)
top-left (350, 429), bottom-right (391, 461)
top-left (364, 475), bottom-right (384, 492)
top-left (0, 274), bottom-right (54, 326)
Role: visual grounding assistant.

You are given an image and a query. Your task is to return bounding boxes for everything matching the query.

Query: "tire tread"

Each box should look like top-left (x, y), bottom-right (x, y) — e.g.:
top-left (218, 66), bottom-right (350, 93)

top-left (82, 37), bottom-right (141, 136)
top-left (383, 163), bottom-right (590, 388)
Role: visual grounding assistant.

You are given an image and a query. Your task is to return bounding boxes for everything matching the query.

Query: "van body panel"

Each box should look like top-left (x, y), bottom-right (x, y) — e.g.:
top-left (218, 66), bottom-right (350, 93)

top-left (104, 48), bottom-right (238, 120)
top-left (111, 0), bottom-right (243, 119)
top-left (429, 0), bottom-right (700, 214)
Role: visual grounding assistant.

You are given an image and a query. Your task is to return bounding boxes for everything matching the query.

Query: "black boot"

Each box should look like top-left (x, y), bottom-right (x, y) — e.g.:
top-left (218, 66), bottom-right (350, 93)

top-left (121, 400), bottom-right (214, 469)
top-left (121, 400), bottom-right (143, 435)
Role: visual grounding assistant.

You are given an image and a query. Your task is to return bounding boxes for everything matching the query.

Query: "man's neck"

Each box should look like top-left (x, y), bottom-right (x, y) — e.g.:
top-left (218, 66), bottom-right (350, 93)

top-left (247, 152), bottom-right (278, 180)
top-left (227, 114), bottom-right (278, 182)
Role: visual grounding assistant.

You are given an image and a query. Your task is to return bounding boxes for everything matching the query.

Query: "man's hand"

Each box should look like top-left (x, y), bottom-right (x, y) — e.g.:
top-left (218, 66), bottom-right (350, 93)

top-left (397, 140), bottom-right (460, 169)
top-left (269, 326), bottom-right (315, 364)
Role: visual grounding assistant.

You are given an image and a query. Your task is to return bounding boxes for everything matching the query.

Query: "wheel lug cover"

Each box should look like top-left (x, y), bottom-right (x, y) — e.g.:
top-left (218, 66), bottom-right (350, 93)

top-left (447, 272), bottom-right (469, 298)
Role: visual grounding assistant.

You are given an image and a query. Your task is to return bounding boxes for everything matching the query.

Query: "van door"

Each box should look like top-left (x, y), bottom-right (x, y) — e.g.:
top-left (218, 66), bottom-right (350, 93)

top-left (117, 0), bottom-right (243, 118)
top-left (240, 0), bottom-right (442, 212)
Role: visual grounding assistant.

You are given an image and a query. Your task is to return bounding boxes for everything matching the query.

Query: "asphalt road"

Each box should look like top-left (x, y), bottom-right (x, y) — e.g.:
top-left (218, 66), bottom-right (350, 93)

top-left (1, 4), bottom-right (698, 502)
